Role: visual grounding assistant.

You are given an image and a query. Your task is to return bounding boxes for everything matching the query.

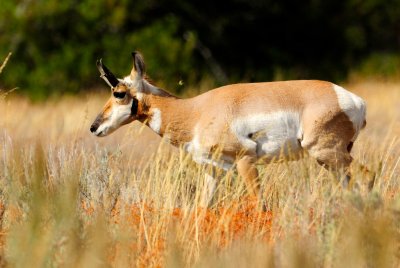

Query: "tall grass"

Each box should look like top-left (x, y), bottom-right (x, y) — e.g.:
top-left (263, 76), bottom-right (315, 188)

top-left (0, 81), bottom-right (399, 267)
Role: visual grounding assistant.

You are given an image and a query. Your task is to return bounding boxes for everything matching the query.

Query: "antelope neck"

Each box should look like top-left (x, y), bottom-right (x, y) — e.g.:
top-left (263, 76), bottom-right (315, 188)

top-left (142, 94), bottom-right (196, 145)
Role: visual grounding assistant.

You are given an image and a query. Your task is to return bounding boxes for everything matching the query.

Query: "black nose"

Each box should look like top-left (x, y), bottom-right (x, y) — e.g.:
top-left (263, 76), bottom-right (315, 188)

top-left (90, 124), bottom-right (98, 133)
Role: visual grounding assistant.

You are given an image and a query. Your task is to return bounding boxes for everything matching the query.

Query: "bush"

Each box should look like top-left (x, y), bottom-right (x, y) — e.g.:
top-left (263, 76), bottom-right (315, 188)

top-left (0, 1), bottom-right (197, 100)
top-left (351, 52), bottom-right (400, 80)
top-left (1, 0), bottom-right (399, 99)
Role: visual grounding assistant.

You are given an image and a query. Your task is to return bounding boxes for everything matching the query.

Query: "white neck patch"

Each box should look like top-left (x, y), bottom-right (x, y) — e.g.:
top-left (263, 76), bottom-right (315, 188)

top-left (148, 108), bottom-right (162, 134)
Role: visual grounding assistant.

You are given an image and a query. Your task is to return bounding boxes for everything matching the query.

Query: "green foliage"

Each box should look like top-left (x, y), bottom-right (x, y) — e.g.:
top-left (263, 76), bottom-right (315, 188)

top-left (0, 0), bottom-right (399, 99)
top-left (352, 52), bottom-right (400, 79)
top-left (0, 53), bottom-right (17, 99)
top-left (0, 1), bottom-right (197, 100)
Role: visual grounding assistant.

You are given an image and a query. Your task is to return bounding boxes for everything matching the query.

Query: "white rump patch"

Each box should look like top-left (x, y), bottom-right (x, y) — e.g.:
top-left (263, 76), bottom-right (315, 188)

top-left (333, 84), bottom-right (366, 140)
top-left (230, 111), bottom-right (303, 159)
top-left (148, 108), bottom-right (162, 134)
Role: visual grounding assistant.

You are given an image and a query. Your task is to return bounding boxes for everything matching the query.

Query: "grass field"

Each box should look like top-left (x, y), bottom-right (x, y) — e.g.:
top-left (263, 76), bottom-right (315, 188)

top-left (0, 80), bottom-right (399, 267)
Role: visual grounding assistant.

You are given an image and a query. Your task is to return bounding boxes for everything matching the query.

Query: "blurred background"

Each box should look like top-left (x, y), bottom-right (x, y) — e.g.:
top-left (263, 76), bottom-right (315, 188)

top-left (0, 0), bottom-right (399, 100)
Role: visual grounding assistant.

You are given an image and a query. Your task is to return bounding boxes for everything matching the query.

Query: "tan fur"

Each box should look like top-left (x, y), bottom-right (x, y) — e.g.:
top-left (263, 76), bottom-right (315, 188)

top-left (140, 81), bottom-right (365, 197)
top-left (91, 55), bottom-right (368, 208)
top-left (138, 95), bottom-right (196, 146)
top-left (139, 81), bottom-right (356, 160)
top-left (236, 156), bottom-right (260, 197)
top-left (100, 99), bottom-right (112, 119)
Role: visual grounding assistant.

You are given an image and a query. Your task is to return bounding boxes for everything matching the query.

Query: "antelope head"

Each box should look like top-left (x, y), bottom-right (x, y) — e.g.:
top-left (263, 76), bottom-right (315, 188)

top-left (90, 52), bottom-right (145, 137)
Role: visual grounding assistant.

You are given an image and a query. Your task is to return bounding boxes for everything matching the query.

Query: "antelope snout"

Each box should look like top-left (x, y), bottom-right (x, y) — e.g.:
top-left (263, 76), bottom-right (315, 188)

top-left (90, 114), bottom-right (104, 134)
top-left (90, 123), bottom-right (99, 133)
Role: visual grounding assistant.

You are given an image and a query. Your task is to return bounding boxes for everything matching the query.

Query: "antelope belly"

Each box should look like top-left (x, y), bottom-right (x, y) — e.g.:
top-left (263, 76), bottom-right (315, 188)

top-left (230, 111), bottom-right (303, 159)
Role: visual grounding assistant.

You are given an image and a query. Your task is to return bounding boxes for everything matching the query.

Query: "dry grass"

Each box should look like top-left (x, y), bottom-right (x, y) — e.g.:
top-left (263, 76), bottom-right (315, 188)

top-left (0, 81), bottom-right (399, 267)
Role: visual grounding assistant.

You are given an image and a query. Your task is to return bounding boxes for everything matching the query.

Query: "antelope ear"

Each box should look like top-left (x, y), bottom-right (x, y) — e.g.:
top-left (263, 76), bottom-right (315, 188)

top-left (130, 51), bottom-right (145, 80)
top-left (96, 59), bottom-right (119, 88)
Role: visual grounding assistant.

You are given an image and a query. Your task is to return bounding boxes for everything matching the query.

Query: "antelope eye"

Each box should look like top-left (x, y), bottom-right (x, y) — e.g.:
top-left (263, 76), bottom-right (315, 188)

top-left (113, 91), bottom-right (126, 99)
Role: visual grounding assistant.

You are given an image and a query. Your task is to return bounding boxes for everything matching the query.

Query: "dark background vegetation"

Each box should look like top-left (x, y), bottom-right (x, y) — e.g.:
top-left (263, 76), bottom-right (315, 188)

top-left (0, 0), bottom-right (399, 99)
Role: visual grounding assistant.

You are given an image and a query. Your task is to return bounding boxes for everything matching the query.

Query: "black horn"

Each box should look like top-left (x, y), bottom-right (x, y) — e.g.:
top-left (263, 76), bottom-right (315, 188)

top-left (96, 59), bottom-right (119, 88)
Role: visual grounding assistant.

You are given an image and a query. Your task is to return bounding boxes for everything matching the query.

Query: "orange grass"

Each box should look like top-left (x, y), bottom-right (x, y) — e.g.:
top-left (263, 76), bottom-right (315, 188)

top-left (103, 199), bottom-right (273, 267)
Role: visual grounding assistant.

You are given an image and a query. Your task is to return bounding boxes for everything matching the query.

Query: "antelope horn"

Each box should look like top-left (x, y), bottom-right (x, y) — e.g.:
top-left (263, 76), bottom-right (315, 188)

top-left (96, 59), bottom-right (119, 88)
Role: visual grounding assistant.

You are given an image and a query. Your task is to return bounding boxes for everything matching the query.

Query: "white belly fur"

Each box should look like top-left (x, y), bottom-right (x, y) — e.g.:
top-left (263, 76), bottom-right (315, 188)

top-left (230, 111), bottom-right (303, 160)
top-left (184, 111), bottom-right (303, 169)
top-left (184, 128), bottom-right (234, 171)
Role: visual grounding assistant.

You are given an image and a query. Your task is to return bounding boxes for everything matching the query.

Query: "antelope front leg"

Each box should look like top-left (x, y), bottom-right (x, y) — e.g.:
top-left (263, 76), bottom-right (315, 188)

top-left (236, 155), bottom-right (264, 208)
top-left (200, 170), bottom-right (217, 208)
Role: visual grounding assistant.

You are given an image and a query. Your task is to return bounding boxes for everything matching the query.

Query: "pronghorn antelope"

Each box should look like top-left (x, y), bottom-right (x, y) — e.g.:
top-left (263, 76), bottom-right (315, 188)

top-left (90, 52), bottom-right (368, 206)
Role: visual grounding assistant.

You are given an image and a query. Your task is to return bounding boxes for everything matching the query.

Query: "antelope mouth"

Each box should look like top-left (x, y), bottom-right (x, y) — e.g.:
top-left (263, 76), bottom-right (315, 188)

top-left (90, 123), bottom-right (109, 137)
top-left (94, 129), bottom-right (107, 137)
